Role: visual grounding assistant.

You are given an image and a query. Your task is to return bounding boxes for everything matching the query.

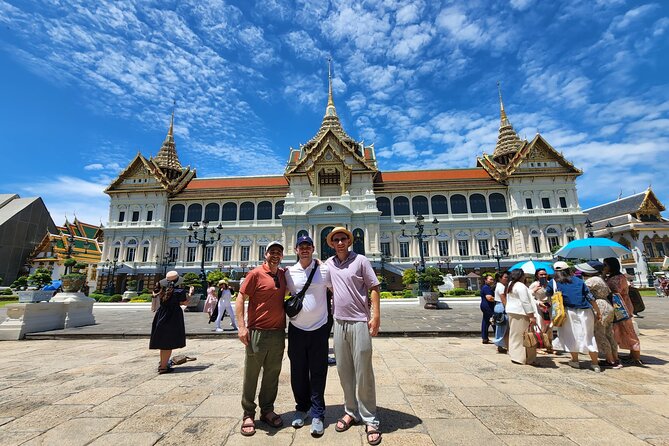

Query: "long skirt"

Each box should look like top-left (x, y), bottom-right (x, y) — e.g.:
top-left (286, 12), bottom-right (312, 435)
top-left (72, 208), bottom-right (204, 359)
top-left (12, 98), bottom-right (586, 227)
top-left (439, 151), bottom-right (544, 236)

top-left (553, 308), bottom-right (597, 354)
top-left (508, 313), bottom-right (536, 364)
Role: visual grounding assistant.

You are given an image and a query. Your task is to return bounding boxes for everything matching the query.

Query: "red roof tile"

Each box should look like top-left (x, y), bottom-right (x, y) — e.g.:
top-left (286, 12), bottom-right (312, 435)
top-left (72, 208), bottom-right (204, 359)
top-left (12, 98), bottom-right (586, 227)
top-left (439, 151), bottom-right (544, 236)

top-left (378, 169), bottom-right (491, 182)
top-left (186, 176), bottom-right (288, 190)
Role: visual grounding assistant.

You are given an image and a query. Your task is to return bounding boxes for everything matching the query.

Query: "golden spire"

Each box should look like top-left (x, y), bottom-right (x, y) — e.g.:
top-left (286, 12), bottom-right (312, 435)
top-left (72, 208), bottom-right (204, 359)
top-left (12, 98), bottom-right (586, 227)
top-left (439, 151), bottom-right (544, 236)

top-left (498, 81), bottom-right (509, 126)
top-left (325, 57), bottom-right (337, 117)
top-left (168, 100), bottom-right (175, 138)
top-left (154, 102), bottom-right (183, 178)
top-left (492, 82), bottom-right (523, 164)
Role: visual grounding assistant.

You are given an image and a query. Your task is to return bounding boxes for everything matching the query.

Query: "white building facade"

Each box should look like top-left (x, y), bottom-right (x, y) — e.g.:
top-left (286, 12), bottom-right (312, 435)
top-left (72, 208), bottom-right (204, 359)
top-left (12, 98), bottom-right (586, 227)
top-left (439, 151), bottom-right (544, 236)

top-left (100, 79), bottom-right (587, 291)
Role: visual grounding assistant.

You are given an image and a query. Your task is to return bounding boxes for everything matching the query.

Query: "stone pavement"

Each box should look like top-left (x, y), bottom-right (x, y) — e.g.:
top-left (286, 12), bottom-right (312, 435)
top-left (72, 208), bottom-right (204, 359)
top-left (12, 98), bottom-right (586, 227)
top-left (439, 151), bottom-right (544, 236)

top-left (1, 329), bottom-right (669, 445)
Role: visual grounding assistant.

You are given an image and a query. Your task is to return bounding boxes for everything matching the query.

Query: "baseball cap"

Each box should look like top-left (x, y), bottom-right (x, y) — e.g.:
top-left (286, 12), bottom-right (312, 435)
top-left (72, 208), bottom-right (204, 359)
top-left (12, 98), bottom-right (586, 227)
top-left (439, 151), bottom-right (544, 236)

top-left (295, 235), bottom-right (314, 247)
top-left (553, 261), bottom-right (570, 271)
top-left (265, 241), bottom-right (284, 253)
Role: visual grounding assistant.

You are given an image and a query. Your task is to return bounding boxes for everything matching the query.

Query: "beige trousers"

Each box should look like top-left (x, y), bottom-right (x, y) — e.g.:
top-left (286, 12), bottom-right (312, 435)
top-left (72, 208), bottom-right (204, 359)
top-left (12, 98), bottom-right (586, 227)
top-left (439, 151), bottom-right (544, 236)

top-left (508, 313), bottom-right (537, 365)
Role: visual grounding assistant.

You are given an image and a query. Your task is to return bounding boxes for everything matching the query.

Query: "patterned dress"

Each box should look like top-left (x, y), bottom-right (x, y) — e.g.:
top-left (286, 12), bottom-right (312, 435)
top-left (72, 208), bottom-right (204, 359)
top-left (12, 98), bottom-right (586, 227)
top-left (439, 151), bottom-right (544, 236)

top-left (606, 274), bottom-right (640, 352)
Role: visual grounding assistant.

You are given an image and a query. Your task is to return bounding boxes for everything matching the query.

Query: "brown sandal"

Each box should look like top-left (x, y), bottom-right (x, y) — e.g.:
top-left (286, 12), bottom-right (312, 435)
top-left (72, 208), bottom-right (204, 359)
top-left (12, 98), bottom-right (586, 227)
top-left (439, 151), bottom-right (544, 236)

top-left (335, 414), bottom-right (356, 432)
top-left (240, 416), bottom-right (255, 436)
top-left (260, 411), bottom-right (283, 428)
top-left (366, 426), bottom-right (382, 445)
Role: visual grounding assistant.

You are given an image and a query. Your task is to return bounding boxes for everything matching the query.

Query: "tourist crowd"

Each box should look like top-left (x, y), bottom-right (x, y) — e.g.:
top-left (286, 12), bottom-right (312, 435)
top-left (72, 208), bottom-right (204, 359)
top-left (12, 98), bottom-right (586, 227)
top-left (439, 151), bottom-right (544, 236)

top-left (480, 258), bottom-right (643, 371)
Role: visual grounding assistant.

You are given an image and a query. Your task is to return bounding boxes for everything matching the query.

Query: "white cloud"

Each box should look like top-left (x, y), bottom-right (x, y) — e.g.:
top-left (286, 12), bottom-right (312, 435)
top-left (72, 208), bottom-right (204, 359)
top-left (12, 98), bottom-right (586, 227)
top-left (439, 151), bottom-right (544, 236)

top-left (84, 164), bottom-right (104, 171)
top-left (510, 0), bottom-right (534, 11)
top-left (283, 31), bottom-right (327, 61)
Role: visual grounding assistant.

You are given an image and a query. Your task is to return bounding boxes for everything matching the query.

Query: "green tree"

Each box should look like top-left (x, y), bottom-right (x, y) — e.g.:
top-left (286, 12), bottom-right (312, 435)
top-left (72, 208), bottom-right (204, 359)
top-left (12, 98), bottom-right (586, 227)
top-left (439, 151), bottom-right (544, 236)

top-left (11, 276), bottom-right (28, 290)
top-left (182, 272), bottom-right (203, 290)
top-left (28, 268), bottom-right (53, 289)
top-left (402, 268), bottom-right (417, 286)
top-left (207, 270), bottom-right (226, 284)
top-left (419, 266), bottom-right (445, 291)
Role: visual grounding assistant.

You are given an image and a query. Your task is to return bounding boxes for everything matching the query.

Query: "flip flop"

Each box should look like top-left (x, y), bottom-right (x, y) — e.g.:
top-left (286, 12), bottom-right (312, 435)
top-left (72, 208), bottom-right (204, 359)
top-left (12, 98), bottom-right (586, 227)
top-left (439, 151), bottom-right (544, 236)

top-left (157, 366), bottom-right (173, 374)
top-left (240, 416), bottom-right (255, 436)
top-left (335, 414), bottom-right (356, 432)
top-left (366, 426), bottom-right (382, 445)
top-left (260, 411), bottom-right (283, 428)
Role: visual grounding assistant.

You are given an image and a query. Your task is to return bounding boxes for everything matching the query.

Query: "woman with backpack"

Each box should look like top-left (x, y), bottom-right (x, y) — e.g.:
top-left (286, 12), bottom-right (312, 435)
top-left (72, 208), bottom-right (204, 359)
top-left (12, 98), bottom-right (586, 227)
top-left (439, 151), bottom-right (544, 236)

top-left (546, 262), bottom-right (601, 372)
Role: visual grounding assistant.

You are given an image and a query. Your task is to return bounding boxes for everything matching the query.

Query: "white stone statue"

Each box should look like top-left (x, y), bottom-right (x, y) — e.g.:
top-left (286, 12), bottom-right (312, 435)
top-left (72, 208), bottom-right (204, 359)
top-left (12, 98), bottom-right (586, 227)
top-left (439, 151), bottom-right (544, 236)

top-left (438, 274), bottom-right (455, 292)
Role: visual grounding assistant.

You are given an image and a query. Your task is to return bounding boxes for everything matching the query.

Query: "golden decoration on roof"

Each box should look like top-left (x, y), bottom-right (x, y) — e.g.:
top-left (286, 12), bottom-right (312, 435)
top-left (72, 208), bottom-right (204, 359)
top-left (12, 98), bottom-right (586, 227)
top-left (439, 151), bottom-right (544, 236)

top-left (492, 82), bottom-right (523, 163)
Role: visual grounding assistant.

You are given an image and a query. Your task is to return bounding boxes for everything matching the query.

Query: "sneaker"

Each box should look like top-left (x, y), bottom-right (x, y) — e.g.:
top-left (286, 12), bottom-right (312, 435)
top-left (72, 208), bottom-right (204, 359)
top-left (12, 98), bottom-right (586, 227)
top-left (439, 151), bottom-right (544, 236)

top-left (590, 364), bottom-right (601, 373)
top-left (327, 356), bottom-right (337, 365)
top-left (568, 360), bottom-right (580, 369)
top-left (292, 411), bottom-right (307, 428)
top-left (215, 328), bottom-right (223, 332)
top-left (310, 417), bottom-right (324, 437)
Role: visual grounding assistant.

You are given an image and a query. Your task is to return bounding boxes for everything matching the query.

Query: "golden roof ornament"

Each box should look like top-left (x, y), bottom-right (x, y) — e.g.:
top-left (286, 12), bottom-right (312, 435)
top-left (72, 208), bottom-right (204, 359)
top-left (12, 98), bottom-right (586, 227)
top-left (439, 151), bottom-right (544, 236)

top-left (154, 103), bottom-right (183, 179)
top-left (492, 82), bottom-right (523, 164)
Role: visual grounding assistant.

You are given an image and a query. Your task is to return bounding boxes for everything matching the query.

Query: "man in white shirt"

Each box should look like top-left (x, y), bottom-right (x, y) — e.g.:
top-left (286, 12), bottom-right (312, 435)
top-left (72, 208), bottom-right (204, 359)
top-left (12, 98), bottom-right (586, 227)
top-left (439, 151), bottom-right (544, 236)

top-left (284, 235), bottom-right (331, 437)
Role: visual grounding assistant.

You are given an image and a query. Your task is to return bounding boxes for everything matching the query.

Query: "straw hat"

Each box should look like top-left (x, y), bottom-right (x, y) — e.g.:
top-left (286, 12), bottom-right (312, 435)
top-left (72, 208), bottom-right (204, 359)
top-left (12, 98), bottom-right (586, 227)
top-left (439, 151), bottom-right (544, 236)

top-left (326, 227), bottom-right (353, 248)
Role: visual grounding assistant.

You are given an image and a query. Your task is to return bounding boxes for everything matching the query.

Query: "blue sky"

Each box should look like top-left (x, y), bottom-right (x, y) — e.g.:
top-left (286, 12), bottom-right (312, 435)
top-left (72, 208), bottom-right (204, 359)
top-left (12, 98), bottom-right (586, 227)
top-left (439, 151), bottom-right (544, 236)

top-left (1, 0), bottom-right (668, 226)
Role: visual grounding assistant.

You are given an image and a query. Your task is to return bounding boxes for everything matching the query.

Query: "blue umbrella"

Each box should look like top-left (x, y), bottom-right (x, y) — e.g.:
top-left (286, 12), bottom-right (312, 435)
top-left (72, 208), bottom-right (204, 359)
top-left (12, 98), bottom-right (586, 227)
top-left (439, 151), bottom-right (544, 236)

top-left (42, 280), bottom-right (62, 290)
top-left (508, 260), bottom-right (554, 275)
top-left (555, 237), bottom-right (631, 260)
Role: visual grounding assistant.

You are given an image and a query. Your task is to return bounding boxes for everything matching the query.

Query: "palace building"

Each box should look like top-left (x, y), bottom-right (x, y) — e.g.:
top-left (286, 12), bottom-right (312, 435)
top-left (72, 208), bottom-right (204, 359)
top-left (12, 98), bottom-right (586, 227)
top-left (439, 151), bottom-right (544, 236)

top-left (100, 74), bottom-right (588, 292)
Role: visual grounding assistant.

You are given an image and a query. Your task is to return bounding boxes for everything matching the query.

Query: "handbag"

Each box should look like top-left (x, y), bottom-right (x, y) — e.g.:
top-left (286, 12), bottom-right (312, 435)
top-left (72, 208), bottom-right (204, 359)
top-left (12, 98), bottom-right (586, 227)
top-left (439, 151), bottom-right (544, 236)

top-left (610, 293), bottom-right (630, 323)
top-left (628, 286), bottom-right (645, 314)
top-left (550, 280), bottom-right (566, 327)
top-left (523, 324), bottom-right (541, 348)
top-left (284, 261), bottom-right (318, 318)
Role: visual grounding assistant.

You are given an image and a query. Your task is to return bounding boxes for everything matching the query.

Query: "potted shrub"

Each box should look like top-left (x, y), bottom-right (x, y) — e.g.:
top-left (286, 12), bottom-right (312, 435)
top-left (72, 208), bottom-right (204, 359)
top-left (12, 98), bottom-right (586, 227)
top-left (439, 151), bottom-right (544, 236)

top-left (61, 273), bottom-right (86, 292)
top-left (418, 267), bottom-right (445, 309)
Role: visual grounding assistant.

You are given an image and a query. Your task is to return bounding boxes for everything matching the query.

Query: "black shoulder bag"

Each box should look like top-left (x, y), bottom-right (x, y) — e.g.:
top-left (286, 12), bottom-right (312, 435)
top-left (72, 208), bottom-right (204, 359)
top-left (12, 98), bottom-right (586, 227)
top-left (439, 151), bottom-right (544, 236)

top-left (284, 262), bottom-right (318, 318)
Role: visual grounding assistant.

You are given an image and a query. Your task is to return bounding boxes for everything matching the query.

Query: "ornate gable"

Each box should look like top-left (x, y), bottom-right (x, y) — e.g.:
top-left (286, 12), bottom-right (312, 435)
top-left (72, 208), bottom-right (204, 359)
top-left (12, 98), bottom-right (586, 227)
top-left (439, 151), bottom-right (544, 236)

top-left (506, 134), bottom-right (581, 177)
top-left (105, 153), bottom-right (195, 196)
top-left (285, 63), bottom-right (377, 193)
top-left (638, 188), bottom-right (666, 216)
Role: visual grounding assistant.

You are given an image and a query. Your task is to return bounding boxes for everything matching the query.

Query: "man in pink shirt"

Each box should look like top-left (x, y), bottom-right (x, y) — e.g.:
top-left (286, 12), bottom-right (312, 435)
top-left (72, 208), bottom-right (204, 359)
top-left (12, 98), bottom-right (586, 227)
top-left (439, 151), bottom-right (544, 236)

top-left (325, 227), bottom-right (381, 446)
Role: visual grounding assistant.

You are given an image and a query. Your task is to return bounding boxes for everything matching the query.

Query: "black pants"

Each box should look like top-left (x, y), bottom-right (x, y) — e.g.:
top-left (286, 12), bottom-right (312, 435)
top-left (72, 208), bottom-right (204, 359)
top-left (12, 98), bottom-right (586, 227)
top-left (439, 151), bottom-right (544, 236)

top-left (287, 322), bottom-right (329, 419)
top-left (480, 300), bottom-right (496, 340)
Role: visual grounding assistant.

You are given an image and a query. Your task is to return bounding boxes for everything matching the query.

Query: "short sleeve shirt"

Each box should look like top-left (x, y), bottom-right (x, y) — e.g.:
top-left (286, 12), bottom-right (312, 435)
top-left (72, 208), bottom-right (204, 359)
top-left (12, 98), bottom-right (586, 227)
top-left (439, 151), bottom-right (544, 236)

top-left (494, 282), bottom-right (505, 303)
top-left (239, 263), bottom-right (287, 330)
top-left (285, 260), bottom-right (332, 331)
top-left (325, 251), bottom-right (380, 322)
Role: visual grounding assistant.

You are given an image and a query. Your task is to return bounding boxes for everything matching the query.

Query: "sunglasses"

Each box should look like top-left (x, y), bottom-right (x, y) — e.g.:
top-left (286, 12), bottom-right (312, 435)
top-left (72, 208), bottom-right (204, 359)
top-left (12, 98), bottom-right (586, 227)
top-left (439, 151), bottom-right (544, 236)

top-left (332, 237), bottom-right (349, 243)
top-left (268, 272), bottom-right (280, 289)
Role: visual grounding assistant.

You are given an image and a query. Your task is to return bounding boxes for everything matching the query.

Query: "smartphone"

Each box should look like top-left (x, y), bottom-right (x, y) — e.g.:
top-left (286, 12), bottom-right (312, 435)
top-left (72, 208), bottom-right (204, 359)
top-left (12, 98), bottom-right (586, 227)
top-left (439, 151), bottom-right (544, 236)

top-left (539, 277), bottom-right (548, 287)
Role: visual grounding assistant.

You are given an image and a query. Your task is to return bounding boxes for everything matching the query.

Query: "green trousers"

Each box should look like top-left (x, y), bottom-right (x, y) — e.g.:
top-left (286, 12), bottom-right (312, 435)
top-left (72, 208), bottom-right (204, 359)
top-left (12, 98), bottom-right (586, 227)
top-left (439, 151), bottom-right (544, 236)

top-left (241, 329), bottom-right (285, 416)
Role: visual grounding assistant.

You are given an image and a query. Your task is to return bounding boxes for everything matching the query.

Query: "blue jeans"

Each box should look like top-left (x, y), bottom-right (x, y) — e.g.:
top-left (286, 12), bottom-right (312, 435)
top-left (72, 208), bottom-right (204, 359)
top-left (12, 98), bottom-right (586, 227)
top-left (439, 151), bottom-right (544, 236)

top-left (492, 302), bottom-right (508, 348)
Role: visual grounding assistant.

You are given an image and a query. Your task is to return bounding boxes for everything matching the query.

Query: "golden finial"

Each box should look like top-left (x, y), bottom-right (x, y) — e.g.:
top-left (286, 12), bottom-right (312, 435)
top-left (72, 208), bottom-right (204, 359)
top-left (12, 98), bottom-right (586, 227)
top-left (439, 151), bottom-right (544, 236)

top-left (168, 100), bottom-right (175, 137)
top-left (497, 81), bottom-right (507, 123)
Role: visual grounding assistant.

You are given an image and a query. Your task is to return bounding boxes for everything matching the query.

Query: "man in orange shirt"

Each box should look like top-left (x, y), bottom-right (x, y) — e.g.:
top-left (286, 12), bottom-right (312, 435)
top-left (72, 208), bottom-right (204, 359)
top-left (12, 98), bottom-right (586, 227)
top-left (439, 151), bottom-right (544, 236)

top-left (235, 241), bottom-right (287, 436)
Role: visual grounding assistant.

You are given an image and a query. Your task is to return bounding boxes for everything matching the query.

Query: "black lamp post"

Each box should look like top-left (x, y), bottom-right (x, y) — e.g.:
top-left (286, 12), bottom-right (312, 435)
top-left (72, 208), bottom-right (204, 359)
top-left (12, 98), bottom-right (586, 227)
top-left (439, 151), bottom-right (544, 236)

top-left (642, 250), bottom-right (654, 287)
top-left (240, 262), bottom-right (248, 278)
top-left (605, 222), bottom-right (613, 238)
top-left (413, 261), bottom-right (419, 272)
top-left (156, 252), bottom-right (174, 276)
top-left (444, 256), bottom-right (451, 274)
top-left (104, 258), bottom-right (119, 295)
top-left (488, 244), bottom-right (509, 271)
top-left (400, 214), bottom-right (439, 293)
top-left (187, 220), bottom-right (223, 296)
top-left (585, 219), bottom-right (594, 238)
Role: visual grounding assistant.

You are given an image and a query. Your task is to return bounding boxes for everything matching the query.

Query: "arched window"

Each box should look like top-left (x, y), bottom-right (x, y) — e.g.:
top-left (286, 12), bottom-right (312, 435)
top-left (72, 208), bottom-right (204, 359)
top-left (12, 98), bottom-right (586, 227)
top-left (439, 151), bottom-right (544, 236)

top-left (257, 201), bottom-right (272, 220)
top-left (412, 195), bottom-right (429, 216)
top-left (169, 204), bottom-right (185, 223)
top-left (469, 194), bottom-right (487, 213)
top-left (240, 202), bottom-right (255, 221)
top-left (450, 194), bottom-right (467, 214)
top-left (274, 200), bottom-right (284, 219)
top-left (187, 204), bottom-right (202, 222)
top-left (204, 203), bottom-right (220, 221)
top-left (393, 196), bottom-right (410, 216)
top-left (376, 197), bottom-right (391, 216)
top-left (353, 228), bottom-right (365, 255)
top-left (431, 195), bottom-right (448, 214)
top-left (222, 202), bottom-right (237, 221)
top-left (489, 193), bottom-right (507, 213)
